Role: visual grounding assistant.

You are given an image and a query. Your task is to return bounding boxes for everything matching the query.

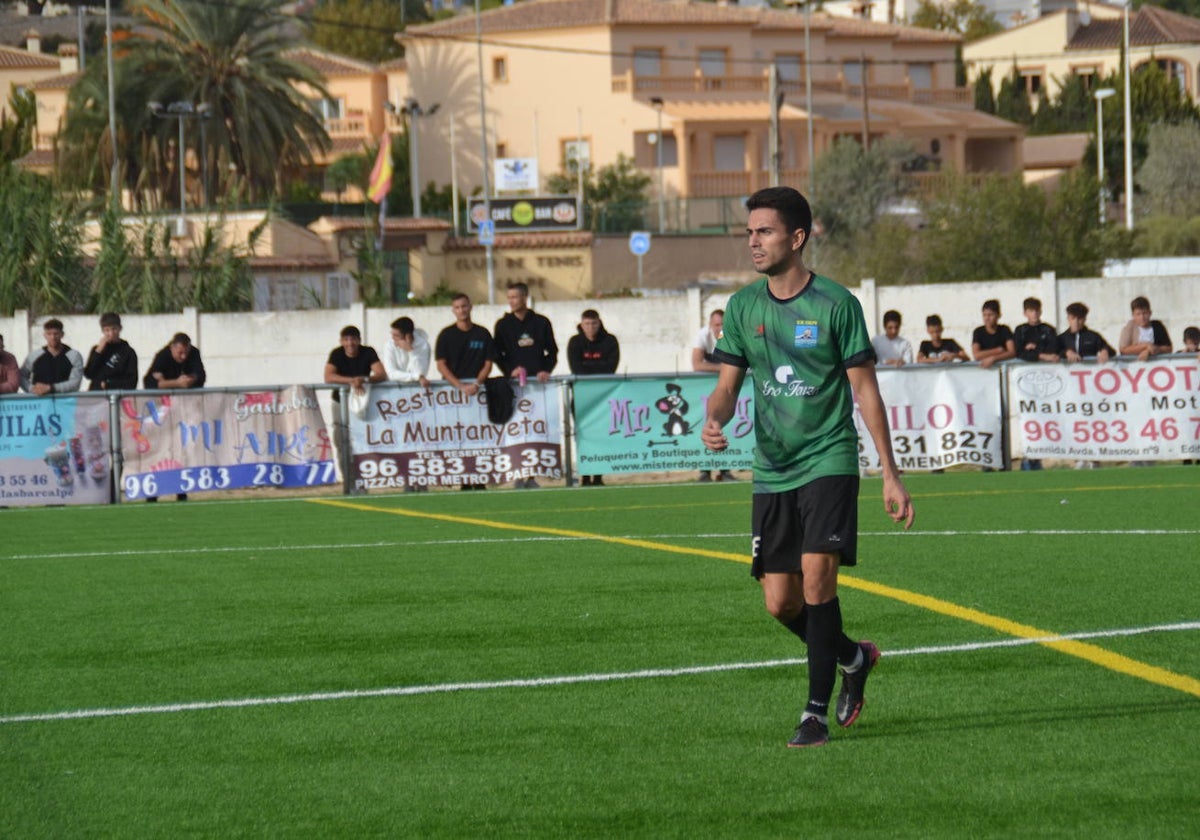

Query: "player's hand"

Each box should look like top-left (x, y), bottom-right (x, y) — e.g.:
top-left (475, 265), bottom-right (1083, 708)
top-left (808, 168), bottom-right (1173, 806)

top-left (536, 370), bottom-right (550, 383)
top-left (883, 475), bottom-right (914, 530)
top-left (701, 418), bottom-right (728, 452)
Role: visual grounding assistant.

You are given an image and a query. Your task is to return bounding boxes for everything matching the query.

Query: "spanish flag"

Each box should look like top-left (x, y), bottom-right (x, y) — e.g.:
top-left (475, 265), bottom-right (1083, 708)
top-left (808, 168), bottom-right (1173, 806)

top-left (366, 133), bottom-right (393, 203)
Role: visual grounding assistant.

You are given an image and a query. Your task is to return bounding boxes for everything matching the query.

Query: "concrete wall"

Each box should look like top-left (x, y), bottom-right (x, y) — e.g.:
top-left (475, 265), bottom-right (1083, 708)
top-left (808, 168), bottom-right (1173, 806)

top-left (3, 272), bottom-right (1197, 391)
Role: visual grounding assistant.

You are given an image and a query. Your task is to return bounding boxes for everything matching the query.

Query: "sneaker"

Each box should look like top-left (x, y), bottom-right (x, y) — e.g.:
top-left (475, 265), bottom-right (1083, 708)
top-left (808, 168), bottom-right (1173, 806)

top-left (836, 641), bottom-right (880, 728)
top-left (716, 470), bottom-right (736, 482)
top-left (698, 471), bottom-right (712, 482)
top-left (522, 478), bottom-right (539, 489)
top-left (787, 716), bottom-right (829, 748)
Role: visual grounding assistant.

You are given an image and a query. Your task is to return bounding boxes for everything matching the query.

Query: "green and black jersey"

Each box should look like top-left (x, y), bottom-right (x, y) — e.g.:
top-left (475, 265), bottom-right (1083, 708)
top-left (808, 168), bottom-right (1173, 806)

top-left (713, 274), bottom-right (874, 493)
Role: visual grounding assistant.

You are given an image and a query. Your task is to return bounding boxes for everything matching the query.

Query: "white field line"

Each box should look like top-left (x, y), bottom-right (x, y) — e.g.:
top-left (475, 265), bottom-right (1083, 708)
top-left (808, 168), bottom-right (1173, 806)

top-left (7, 528), bottom-right (1200, 562)
top-left (2, 621), bottom-right (1197, 726)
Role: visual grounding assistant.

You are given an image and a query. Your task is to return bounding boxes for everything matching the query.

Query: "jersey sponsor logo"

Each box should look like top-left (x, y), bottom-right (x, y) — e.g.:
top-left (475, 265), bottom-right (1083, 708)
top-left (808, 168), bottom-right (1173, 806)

top-left (755, 324), bottom-right (765, 337)
top-left (764, 366), bottom-right (820, 397)
top-left (794, 321), bottom-right (819, 348)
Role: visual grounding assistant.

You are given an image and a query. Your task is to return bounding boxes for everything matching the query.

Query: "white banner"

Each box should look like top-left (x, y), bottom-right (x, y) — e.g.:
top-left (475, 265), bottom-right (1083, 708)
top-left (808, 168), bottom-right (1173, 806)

top-left (494, 157), bottom-right (539, 192)
top-left (348, 382), bottom-right (564, 489)
top-left (856, 366), bottom-right (1003, 472)
top-left (1009, 359), bottom-right (1200, 461)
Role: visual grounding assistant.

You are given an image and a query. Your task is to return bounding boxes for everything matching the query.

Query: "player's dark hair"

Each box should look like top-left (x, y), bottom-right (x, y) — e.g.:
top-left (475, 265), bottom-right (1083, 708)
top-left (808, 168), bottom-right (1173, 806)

top-left (43, 318), bottom-right (64, 331)
top-left (883, 309), bottom-right (901, 326)
top-left (580, 309), bottom-right (600, 321)
top-left (390, 317), bottom-right (414, 336)
top-left (982, 299), bottom-right (1001, 315)
top-left (170, 332), bottom-right (191, 347)
top-left (1066, 302), bottom-right (1089, 320)
top-left (745, 186), bottom-right (813, 252)
top-left (1023, 297), bottom-right (1041, 311)
top-left (1130, 296), bottom-right (1150, 312)
top-left (339, 325), bottom-right (361, 339)
top-left (452, 293), bottom-right (471, 304)
top-left (1182, 326), bottom-right (1200, 344)
top-left (99, 312), bottom-right (122, 329)
top-left (926, 314), bottom-right (943, 328)
top-left (507, 282), bottom-right (529, 297)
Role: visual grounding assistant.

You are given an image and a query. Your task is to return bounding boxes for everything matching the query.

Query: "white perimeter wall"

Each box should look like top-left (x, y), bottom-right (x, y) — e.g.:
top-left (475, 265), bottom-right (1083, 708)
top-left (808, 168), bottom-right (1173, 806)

top-left (3, 273), bottom-right (1198, 390)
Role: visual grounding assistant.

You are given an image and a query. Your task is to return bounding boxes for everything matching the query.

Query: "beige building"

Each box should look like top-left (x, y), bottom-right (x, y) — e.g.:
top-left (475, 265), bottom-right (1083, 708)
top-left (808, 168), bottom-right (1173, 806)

top-left (964, 3), bottom-right (1200, 102)
top-left (404, 0), bottom-right (1023, 214)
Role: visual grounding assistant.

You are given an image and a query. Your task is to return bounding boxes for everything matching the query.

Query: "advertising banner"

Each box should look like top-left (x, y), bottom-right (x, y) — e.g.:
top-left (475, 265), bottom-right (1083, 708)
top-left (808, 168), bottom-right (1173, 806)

top-left (573, 376), bottom-right (755, 475)
top-left (349, 382), bottom-right (564, 490)
top-left (1009, 359), bottom-right (1200, 461)
top-left (119, 386), bottom-right (336, 500)
top-left (468, 196), bottom-right (582, 232)
top-left (856, 366), bottom-right (1003, 472)
top-left (0, 395), bottom-right (113, 507)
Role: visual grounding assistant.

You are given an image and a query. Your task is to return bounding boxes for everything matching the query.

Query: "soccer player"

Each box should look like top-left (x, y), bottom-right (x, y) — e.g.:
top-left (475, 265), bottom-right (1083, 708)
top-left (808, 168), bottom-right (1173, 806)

top-left (701, 186), bottom-right (914, 748)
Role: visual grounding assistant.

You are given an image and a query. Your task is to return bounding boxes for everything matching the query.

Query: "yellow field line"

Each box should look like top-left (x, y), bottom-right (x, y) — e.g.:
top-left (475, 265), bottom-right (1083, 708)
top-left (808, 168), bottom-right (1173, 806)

top-left (309, 498), bottom-right (1200, 699)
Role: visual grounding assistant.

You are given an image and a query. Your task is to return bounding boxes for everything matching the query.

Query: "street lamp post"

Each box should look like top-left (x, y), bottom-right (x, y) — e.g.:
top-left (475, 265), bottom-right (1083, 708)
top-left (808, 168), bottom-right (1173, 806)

top-left (391, 98), bottom-right (439, 218)
top-left (650, 96), bottom-right (665, 233)
top-left (1122, 0), bottom-right (1134, 230)
top-left (149, 100), bottom-right (209, 237)
top-left (1094, 87), bottom-right (1116, 225)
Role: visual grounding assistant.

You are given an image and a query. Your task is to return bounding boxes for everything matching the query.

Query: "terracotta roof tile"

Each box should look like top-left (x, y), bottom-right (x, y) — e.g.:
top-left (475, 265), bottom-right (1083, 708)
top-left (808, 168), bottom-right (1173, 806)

top-left (410, 0), bottom-right (957, 43)
top-left (1068, 5), bottom-right (1200, 51)
top-left (29, 70), bottom-right (82, 90)
top-left (0, 44), bottom-right (59, 69)
top-left (314, 217), bottom-right (453, 232)
top-left (286, 47), bottom-right (379, 76)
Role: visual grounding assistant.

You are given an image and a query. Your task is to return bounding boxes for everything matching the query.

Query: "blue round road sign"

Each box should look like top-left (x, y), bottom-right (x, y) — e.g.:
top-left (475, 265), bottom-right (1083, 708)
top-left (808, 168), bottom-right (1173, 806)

top-left (629, 231), bottom-right (651, 256)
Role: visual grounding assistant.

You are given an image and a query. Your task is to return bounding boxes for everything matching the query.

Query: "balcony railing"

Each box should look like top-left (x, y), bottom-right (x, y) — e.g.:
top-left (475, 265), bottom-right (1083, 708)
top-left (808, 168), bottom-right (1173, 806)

top-left (613, 71), bottom-right (973, 109)
top-left (324, 116), bottom-right (368, 138)
top-left (689, 169), bottom-right (811, 199)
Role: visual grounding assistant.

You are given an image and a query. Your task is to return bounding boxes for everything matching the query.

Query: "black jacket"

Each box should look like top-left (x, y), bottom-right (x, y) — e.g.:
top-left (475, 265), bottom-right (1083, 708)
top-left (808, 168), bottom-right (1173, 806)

top-left (85, 339), bottom-right (139, 390)
top-left (494, 310), bottom-right (558, 376)
top-left (567, 326), bottom-right (620, 375)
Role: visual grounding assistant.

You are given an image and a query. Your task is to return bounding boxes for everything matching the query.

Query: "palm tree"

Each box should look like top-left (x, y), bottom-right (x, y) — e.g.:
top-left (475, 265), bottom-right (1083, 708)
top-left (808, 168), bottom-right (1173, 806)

top-left (124, 0), bottom-right (331, 202)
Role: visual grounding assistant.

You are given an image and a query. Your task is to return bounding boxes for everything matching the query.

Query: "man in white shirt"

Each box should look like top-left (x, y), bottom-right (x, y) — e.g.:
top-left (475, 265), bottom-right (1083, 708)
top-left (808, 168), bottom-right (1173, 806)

top-left (691, 309), bottom-right (724, 373)
top-left (383, 317), bottom-right (431, 389)
top-left (871, 310), bottom-right (913, 367)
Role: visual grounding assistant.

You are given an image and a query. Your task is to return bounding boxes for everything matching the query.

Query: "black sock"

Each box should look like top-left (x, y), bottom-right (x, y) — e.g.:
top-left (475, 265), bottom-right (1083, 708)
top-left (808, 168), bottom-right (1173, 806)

top-left (804, 598), bottom-right (857, 716)
top-left (782, 605), bottom-right (808, 643)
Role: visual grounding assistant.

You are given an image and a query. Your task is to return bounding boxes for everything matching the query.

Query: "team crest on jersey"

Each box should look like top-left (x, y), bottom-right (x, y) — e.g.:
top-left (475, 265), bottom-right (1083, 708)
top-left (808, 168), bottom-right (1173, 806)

top-left (794, 321), bottom-right (819, 348)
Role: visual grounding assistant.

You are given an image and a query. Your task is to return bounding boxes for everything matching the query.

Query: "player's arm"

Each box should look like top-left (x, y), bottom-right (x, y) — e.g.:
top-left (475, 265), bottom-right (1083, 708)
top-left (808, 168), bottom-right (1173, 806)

top-left (846, 363), bottom-right (915, 529)
top-left (701, 363), bottom-right (746, 452)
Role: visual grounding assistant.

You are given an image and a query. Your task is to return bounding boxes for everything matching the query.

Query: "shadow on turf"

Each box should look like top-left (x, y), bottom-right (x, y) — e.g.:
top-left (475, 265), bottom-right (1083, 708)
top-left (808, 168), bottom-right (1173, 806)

top-left (841, 696), bottom-right (1197, 742)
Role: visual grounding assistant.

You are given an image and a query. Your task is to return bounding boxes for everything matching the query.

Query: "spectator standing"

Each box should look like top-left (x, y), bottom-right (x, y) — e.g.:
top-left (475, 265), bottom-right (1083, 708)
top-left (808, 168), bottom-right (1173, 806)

top-left (701, 186), bottom-right (913, 748)
top-left (917, 315), bottom-right (969, 363)
top-left (143, 333), bottom-right (207, 501)
top-left (383, 316), bottom-right (431, 389)
top-left (144, 333), bottom-right (207, 390)
top-left (20, 318), bottom-right (83, 395)
top-left (494, 282), bottom-right (558, 384)
top-left (567, 308), bottom-right (620, 486)
top-left (692, 309), bottom-right (735, 481)
top-left (870, 310), bottom-right (913, 367)
top-left (435, 294), bottom-right (497, 491)
top-left (84, 312), bottom-right (139, 391)
top-left (1058, 302), bottom-right (1114, 363)
top-left (1013, 297), bottom-right (1060, 363)
top-left (494, 282), bottom-right (557, 488)
top-left (971, 299), bottom-right (1016, 369)
top-left (691, 309), bottom-right (725, 373)
top-left (436, 294), bottom-right (496, 395)
top-left (1012, 298), bottom-right (1059, 471)
top-left (1181, 326), bottom-right (1199, 355)
top-left (0, 333), bottom-right (19, 394)
top-left (323, 325), bottom-right (385, 401)
top-left (1118, 296), bottom-right (1172, 360)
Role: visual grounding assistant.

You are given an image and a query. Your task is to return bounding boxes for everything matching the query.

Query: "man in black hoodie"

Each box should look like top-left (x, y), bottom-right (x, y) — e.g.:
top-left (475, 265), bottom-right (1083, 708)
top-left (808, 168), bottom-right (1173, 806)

top-left (84, 312), bottom-right (139, 391)
top-left (568, 309), bottom-right (619, 486)
top-left (495, 282), bottom-right (558, 488)
top-left (567, 309), bottom-right (619, 376)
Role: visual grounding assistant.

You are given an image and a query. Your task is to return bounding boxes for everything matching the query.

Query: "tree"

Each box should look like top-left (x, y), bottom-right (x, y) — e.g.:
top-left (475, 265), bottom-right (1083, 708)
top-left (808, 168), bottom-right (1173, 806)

top-left (0, 165), bottom-right (87, 317)
top-left (0, 89), bottom-right (36, 164)
top-left (546, 154), bottom-right (651, 232)
top-left (909, 0), bottom-right (1002, 42)
top-left (309, 0), bottom-right (429, 63)
top-left (995, 63), bottom-right (1032, 124)
top-left (811, 136), bottom-right (915, 244)
top-left (1138, 122), bottom-right (1200, 218)
top-left (973, 67), bottom-right (995, 114)
top-left (122, 0), bottom-right (331, 203)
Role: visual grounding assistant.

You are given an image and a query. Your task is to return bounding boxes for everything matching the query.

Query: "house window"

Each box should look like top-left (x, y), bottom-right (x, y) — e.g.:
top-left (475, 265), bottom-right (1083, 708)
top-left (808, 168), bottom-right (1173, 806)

top-left (492, 55), bottom-right (508, 82)
top-left (1072, 66), bottom-right (1099, 91)
top-left (635, 130), bottom-right (678, 169)
top-left (908, 63), bottom-right (933, 90)
top-left (775, 53), bottom-right (802, 84)
top-left (495, 142), bottom-right (507, 159)
top-left (699, 49), bottom-right (727, 77)
top-left (843, 61), bottom-right (864, 86)
top-left (713, 135), bottom-right (745, 172)
top-left (1019, 70), bottom-right (1042, 96)
top-left (563, 139), bottom-right (591, 173)
top-left (633, 48), bottom-right (662, 77)
top-left (311, 97), bottom-right (344, 120)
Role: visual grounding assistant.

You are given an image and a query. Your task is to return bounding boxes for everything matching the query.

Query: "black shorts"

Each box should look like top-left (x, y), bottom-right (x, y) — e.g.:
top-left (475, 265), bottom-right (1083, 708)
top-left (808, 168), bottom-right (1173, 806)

top-left (751, 474), bottom-right (860, 578)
